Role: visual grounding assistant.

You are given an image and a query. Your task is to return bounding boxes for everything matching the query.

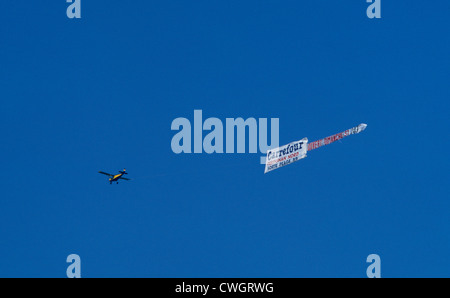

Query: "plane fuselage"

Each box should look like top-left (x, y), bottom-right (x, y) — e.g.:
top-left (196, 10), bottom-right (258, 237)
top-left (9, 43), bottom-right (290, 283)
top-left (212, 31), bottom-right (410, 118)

top-left (109, 173), bottom-right (124, 182)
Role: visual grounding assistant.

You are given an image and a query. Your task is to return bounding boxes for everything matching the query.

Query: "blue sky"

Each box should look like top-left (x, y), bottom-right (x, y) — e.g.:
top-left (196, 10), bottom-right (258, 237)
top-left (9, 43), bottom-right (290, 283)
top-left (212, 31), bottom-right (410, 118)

top-left (0, 1), bottom-right (449, 277)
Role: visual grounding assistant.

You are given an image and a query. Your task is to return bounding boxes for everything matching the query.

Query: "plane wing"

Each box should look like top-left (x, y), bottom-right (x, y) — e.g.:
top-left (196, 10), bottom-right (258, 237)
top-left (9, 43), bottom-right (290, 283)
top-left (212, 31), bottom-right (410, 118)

top-left (119, 177), bottom-right (130, 181)
top-left (98, 171), bottom-right (114, 177)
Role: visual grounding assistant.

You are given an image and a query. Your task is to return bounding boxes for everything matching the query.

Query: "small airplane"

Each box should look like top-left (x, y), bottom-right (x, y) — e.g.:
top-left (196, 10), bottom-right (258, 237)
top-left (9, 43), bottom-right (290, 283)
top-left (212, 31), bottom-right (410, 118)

top-left (98, 169), bottom-right (131, 184)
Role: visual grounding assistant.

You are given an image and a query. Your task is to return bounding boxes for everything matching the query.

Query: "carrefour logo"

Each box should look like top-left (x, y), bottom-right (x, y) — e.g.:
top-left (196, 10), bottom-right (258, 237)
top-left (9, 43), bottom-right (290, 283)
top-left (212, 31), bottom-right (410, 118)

top-left (267, 141), bottom-right (304, 161)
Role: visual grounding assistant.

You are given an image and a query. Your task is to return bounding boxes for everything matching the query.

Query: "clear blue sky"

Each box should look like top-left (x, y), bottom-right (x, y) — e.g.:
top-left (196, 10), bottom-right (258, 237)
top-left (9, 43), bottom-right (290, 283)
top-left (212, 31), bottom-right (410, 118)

top-left (0, 1), bottom-right (449, 277)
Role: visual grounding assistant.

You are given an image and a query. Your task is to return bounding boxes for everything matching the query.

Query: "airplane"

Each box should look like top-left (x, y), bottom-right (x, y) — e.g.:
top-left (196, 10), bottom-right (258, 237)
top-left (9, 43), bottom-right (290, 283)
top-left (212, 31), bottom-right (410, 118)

top-left (98, 169), bottom-right (131, 184)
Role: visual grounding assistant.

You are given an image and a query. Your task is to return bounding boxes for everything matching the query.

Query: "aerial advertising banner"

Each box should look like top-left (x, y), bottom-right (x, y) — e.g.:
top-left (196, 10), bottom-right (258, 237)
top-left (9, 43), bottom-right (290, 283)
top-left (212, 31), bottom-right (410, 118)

top-left (264, 123), bottom-right (367, 173)
top-left (264, 137), bottom-right (308, 174)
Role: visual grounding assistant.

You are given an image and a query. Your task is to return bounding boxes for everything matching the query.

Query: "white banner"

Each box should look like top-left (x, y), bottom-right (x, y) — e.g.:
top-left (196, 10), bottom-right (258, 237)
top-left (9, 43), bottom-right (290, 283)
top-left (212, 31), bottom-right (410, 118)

top-left (264, 137), bottom-right (308, 173)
